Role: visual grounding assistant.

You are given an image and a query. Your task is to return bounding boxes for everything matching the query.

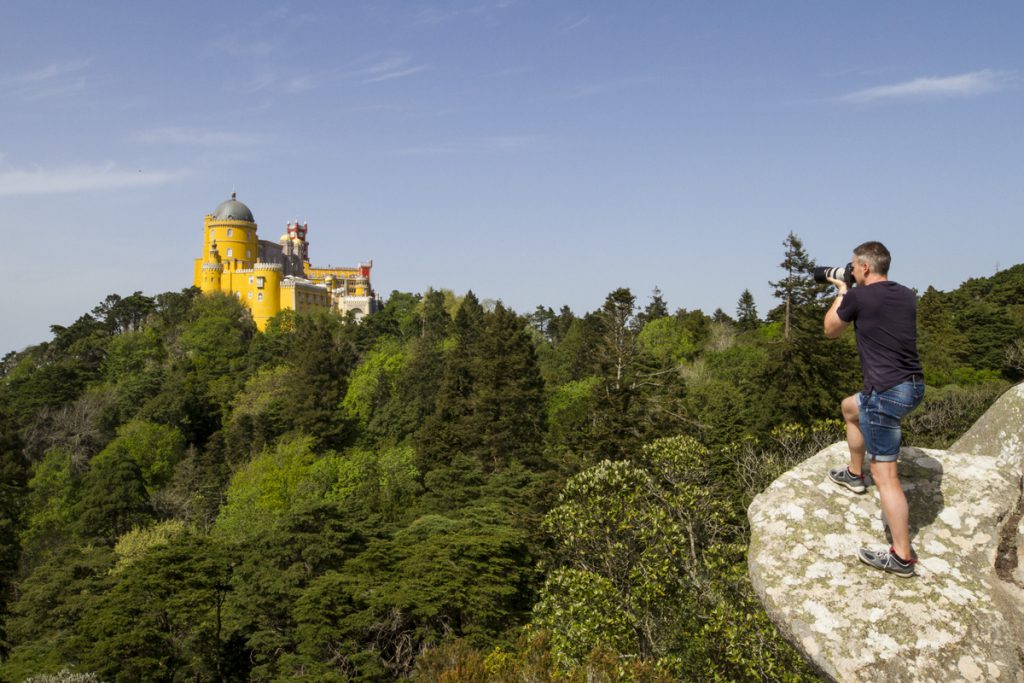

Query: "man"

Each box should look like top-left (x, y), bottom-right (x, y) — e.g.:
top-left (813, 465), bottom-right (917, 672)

top-left (823, 241), bottom-right (925, 577)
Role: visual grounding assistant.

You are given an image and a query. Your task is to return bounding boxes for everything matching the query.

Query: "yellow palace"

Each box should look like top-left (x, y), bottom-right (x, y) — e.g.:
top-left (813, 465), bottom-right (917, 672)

top-left (193, 193), bottom-right (380, 329)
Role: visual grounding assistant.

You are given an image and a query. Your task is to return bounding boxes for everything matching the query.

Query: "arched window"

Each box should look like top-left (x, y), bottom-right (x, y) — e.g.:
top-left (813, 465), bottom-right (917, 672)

top-left (227, 228), bottom-right (233, 237)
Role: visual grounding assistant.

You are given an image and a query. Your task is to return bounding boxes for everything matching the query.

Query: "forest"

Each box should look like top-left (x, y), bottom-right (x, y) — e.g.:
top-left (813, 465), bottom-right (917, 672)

top-left (1, 234), bottom-right (1022, 682)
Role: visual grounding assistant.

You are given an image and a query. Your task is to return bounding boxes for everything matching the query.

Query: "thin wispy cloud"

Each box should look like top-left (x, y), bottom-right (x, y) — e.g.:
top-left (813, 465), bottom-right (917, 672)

top-left (214, 38), bottom-right (275, 58)
top-left (390, 134), bottom-right (537, 156)
top-left (134, 127), bottom-right (264, 147)
top-left (360, 57), bottom-right (429, 84)
top-left (560, 15), bottom-right (590, 33)
top-left (240, 69), bottom-right (319, 94)
top-left (838, 69), bottom-right (1013, 103)
top-left (0, 58), bottom-right (94, 100)
top-left (409, 1), bottom-right (515, 26)
top-left (0, 163), bottom-right (181, 196)
top-left (206, 7), bottom-right (318, 57)
top-left (569, 75), bottom-right (654, 99)
top-left (0, 58), bottom-right (93, 86)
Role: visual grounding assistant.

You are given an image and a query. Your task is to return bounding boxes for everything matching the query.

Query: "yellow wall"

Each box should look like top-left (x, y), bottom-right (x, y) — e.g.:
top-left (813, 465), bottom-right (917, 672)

top-left (250, 267), bottom-right (282, 330)
top-left (205, 217), bottom-right (258, 272)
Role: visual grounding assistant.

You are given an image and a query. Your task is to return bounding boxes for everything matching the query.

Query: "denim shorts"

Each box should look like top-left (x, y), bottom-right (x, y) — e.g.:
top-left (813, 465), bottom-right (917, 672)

top-left (859, 378), bottom-right (925, 462)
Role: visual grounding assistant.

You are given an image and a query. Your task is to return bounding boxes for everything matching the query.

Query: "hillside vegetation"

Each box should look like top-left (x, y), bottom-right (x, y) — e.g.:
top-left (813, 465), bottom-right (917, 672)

top-left (1, 237), bottom-right (1021, 681)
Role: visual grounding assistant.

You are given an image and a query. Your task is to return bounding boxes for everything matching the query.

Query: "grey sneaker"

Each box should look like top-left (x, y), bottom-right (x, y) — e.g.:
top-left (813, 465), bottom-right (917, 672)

top-left (858, 547), bottom-right (916, 578)
top-left (828, 466), bottom-right (866, 494)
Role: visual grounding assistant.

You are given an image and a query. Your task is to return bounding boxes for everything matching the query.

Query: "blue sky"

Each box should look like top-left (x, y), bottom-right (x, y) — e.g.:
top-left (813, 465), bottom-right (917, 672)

top-left (2, 1), bottom-right (1022, 355)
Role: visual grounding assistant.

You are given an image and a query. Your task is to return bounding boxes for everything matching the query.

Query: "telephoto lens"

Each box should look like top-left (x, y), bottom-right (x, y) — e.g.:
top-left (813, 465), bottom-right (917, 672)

top-left (812, 263), bottom-right (855, 287)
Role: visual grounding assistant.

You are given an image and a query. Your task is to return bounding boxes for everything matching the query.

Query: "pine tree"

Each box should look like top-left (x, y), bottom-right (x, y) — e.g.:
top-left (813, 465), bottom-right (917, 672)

top-left (420, 289), bottom-right (451, 341)
top-left (470, 302), bottom-right (547, 470)
top-left (769, 232), bottom-right (816, 340)
top-left (736, 289), bottom-right (759, 331)
top-left (415, 292), bottom-right (485, 470)
top-left (638, 287), bottom-right (669, 324)
top-left (73, 451), bottom-right (152, 544)
top-left (590, 289), bottom-right (646, 460)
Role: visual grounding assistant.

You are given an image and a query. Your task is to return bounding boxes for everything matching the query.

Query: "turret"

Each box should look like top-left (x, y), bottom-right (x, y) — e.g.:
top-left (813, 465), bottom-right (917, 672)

top-left (200, 242), bottom-right (224, 294)
top-left (250, 262), bottom-right (282, 330)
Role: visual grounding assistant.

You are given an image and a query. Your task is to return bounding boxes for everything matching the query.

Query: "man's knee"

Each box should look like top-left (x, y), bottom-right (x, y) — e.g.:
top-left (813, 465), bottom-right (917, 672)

top-left (841, 394), bottom-right (860, 422)
top-left (870, 460), bottom-right (900, 487)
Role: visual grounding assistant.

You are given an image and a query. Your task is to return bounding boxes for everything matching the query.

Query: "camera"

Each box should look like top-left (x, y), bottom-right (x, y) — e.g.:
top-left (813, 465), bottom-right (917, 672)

top-left (813, 263), bottom-right (855, 288)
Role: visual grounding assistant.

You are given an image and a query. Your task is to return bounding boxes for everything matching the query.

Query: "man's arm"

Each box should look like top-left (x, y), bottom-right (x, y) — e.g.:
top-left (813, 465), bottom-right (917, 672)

top-left (824, 279), bottom-right (850, 339)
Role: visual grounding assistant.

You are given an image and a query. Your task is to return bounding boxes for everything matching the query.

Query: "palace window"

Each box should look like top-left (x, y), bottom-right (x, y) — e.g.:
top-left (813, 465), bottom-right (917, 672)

top-left (210, 229), bottom-right (215, 240)
top-left (227, 248), bottom-right (233, 258)
top-left (248, 276), bottom-right (254, 284)
top-left (227, 228), bottom-right (233, 237)
top-left (248, 291), bottom-right (252, 299)
top-left (257, 277), bottom-right (265, 288)
top-left (258, 293), bottom-right (263, 301)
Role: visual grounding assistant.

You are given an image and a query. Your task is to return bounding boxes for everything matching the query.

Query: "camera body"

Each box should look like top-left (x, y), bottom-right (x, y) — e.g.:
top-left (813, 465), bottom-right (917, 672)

top-left (813, 263), bottom-right (855, 288)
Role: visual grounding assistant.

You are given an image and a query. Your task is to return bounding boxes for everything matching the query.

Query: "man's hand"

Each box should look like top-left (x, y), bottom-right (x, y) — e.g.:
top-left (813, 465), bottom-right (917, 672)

top-left (826, 276), bottom-right (848, 295)
top-left (824, 278), bottom-right (850, 338)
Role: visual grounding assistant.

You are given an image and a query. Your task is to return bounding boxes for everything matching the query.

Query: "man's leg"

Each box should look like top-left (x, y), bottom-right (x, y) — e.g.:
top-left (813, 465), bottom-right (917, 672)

top-left (842, 394), bottom-right (865, 475)
top-left (870, 460), bottom-right (912, 560)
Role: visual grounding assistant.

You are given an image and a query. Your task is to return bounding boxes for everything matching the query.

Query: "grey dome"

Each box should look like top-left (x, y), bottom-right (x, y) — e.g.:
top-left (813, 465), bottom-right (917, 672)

top-left (212, 193), bottom-right (255, 222)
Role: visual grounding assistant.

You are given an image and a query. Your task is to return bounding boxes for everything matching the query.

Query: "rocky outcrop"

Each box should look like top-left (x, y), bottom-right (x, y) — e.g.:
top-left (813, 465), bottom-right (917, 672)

top-left (748, 384), bottom-right (1024, 682)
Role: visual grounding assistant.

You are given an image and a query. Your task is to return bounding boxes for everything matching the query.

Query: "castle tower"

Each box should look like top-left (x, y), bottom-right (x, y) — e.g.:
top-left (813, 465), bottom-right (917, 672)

top-left (250, 262), bottom-right (282, 329)
top-left (199, 241), bottom-right (224, 294)
top-left (205, 193), bottom-right (258, 275)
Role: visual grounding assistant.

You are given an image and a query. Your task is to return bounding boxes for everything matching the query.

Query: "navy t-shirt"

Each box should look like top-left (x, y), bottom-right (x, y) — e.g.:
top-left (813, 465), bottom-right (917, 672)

top-left (836, 280), bottom-right (923, 393)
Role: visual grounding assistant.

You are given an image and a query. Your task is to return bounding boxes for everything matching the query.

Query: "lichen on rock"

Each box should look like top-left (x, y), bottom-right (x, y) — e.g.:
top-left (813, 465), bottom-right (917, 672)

top-left (748, 384), bottom-right (1024, 682)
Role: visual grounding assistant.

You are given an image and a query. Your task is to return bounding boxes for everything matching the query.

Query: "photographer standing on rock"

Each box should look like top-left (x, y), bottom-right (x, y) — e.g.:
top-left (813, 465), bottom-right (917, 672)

top-left (823, 241), bottom-right (925, 577)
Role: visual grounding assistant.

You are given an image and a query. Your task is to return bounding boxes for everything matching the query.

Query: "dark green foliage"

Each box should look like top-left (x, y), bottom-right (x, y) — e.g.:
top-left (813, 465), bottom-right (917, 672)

top-left (469, 302), bottom-right (547, 470)
top-left (227, 502), bottom-right (369, 680)
top-left (1, 545), bottom-right (115, 681)
top-left (638, 286), bottom-right (669, 324)
top-left (904, 381), bottom-right (1011, 449)
top-left (73, 448), bottom-right (152, 545)
top-left (0, 440), bottom-right (27, 656)
top-left (736, 288), bottom-right (759, 331)
top-left (75, 535), bottom-right (243, 682)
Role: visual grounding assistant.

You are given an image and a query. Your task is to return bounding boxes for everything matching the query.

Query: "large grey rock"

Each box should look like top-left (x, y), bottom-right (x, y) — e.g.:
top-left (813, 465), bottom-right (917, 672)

top-left (951, 383), bottom-right (1024, 467)
top-left (748, 384), bottom-right (1024, 682)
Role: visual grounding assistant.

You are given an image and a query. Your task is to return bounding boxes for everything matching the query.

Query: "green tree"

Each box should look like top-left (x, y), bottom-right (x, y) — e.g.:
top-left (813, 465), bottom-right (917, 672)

top-left (75, 534), bottom-right (243, 682)
top-left (637, 287), bottom-right (669, 325)
top-left (736, 288), bottom-right (759, 331)
top-left (73, 448), bottom-right (152, 544)
top-left (415, 291), bottom-right (486, 471)
top-left (534, 436), bottom-right (814, 680)
top-left (768, 232), bottom-right (817, 340)
top-left (1, 545), bottom-right (115, 681)
top-left (213, 434), bottom-right (320, 541)
top-left (468, 302), bottom-right (546, 471)
top-left (916, 286), bottom-right (971, 386)
top-left (20, 448), bottom-right (81, 567)
top-left (95, 419), bottom-right (186, 493)
top-left (225, 502), bottom-right (369, 680)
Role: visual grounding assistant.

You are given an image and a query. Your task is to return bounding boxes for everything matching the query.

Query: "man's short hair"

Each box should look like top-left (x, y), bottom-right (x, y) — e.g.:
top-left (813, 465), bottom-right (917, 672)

top-left (853, 241), bottom-right (891, 276)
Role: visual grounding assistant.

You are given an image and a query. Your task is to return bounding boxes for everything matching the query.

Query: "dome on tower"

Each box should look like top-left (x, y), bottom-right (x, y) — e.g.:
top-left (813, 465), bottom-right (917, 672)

top-left (212, 192), bottom-right (255, 222)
